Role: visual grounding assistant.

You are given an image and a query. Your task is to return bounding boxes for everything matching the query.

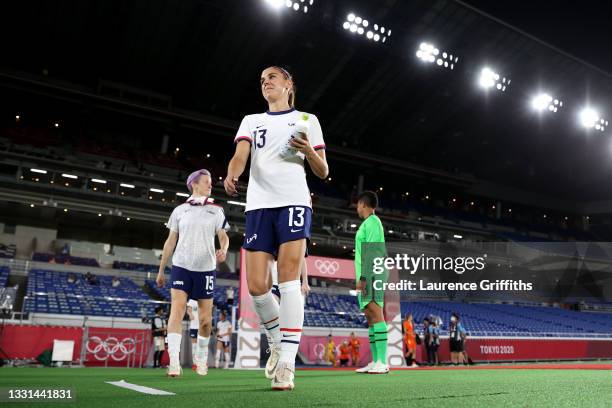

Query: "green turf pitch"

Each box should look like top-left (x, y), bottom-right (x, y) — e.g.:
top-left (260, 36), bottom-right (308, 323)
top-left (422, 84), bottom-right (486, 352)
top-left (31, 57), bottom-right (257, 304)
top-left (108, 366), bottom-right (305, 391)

top-left (1, 367), bottom-right (611, 408)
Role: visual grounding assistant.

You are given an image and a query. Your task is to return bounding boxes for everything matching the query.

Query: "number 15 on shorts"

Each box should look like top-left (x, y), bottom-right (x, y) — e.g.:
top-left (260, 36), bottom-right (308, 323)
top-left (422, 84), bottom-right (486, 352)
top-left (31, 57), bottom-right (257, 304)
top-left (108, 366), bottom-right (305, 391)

top-left (206, 275), bottom-right (214, 291)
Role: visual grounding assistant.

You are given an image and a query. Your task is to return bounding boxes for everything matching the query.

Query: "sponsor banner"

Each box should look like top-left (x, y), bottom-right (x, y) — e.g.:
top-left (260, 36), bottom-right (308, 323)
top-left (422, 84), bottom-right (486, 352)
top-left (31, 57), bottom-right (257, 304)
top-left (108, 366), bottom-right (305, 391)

top-left (83, 327), bottom-right (151, 367)
top-left (425, 338), bottom-right (612, 362)
top-left (0, 325), bottom-right (151, 366)
top-left (305, 256), bottom-right (354, 280)
top-left (300, 336), bottom-right (612, 364)
top-left (235, 249), bottom-right (260, 368)
top-left (0, 324), bottom-right (83, 360)
top-left (299, 335), bottom-right (371, 366)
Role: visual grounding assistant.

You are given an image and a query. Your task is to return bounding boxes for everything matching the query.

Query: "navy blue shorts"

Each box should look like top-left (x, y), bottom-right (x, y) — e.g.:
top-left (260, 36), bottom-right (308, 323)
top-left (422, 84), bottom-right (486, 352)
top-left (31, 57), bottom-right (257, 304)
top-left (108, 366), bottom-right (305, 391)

top-left (243, 206), bottom-right (312, 255)
top-left (189, 328), bottom-right (198, 339)
top-left (170, 265), bottom-right (215, 300)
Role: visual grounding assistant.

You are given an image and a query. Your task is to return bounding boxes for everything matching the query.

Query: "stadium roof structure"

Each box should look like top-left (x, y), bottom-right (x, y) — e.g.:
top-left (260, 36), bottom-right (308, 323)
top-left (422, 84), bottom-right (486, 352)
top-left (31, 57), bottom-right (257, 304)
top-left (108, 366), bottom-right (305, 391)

top-left (3, 0), bottom-right (612, 201)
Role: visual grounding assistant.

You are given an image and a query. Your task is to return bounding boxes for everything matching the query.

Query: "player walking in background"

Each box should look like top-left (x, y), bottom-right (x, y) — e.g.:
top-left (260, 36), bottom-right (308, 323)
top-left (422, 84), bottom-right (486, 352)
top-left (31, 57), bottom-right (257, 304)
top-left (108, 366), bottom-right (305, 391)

top-left (403, 313), bottom-right (418, 367)
top-left (156, 169), bottom-right (230, 377)
top-left (225, 66), bottom-right (328, 390)
top-left (215, 310), bottom-right (233, 369)
top-left (349, 332), bottom-right (360, 366)
top-left (187, 299), bottom-right (200, 369)
top-left (354, 191), bottom-right (389, 374)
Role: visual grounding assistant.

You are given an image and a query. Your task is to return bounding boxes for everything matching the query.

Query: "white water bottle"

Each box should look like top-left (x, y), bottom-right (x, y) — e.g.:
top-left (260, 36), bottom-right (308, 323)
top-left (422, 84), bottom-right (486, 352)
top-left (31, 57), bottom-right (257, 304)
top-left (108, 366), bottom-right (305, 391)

top-left (280, 113), bottom-right (310, 159)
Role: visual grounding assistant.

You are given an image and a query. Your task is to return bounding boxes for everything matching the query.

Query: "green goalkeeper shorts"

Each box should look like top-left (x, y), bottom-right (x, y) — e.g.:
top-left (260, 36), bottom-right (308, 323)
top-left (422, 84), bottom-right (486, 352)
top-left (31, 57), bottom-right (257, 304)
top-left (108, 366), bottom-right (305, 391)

top-left (358, 292), bottom-right (384, 310)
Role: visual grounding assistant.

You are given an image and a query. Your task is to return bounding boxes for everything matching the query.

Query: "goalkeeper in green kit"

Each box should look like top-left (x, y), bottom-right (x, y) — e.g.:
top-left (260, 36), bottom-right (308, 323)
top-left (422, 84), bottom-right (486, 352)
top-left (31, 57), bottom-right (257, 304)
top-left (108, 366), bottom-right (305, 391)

top-left (353, 191), bottom-right (389, 374)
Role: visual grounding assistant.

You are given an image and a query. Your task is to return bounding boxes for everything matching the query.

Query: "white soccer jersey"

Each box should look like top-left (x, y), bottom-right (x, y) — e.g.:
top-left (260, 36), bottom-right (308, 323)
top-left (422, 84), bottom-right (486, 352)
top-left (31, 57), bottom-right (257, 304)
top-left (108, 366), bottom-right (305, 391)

top-left (225, 287), bottom-right (234, 300)
top-left (167, 201), bottom-right (229, 272)
top-left (234, 108), bottom-right (325, 212)
top-left (216, 320), bottom-right (232, 342)
top-left (187, 299), bottom-right (199, 330)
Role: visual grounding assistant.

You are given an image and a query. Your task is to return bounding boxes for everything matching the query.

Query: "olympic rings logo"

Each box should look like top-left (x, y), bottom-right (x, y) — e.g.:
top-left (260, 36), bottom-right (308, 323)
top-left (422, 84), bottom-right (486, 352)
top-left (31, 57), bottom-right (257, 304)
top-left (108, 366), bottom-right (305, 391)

top-left (314, 342), bottom-right (341, 361)
top-left (314, 260), bottom-right (340, 275)
top-left (313, 343), bottom-right (325, 360)
top-left (86, 336), bottom-right (136, 361)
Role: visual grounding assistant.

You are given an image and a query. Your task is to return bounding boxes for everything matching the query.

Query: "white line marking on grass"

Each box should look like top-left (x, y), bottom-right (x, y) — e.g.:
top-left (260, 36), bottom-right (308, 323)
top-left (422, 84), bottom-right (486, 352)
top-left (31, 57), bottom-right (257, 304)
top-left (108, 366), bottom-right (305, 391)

top-left (105, 380), bottom-right (175, 395)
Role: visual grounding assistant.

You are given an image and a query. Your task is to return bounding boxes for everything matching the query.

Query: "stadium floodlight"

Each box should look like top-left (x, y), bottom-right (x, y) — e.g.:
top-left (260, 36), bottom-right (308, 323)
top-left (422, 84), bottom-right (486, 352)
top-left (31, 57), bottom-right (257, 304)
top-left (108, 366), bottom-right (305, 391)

top-left (579, 108), bottom-right (607, 131)
top-left (91, 178), bottom-right (107, 184)
top-left (532, 93), bottom-right (562, 113)
top-left (176, 192), bottom-right (189, 198)
top-left (120, 183), bottom-right (135, 188)
top-left (61, 173), bottom-right (77, 179)
top-left (453, 234), bottom-right (463, 239)
top-left (150, 188), bottom-right (164, 193)
top-left (342, 13), bottom-right (390, 43)
top-left (479, 67), bottom-right (510, 91)
top-left (264, 0), bottom-right (313, 13)
top-left (30, 168), bottom-right (47, 174)
top-left (264, 0), bottom-right (284, 8)
top-left (595, 118), bottom-right (609, 132)
top-left (416, 43), bottom-right (458, 70)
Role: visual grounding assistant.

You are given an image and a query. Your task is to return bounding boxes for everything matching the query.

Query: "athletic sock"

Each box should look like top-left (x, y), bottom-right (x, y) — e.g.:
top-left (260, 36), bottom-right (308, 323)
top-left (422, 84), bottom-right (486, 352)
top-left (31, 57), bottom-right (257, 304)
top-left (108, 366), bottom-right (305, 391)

top-left (373, 321), bottom-right (388, 364)
top-left (278, 280), bottom-right (303, 365)
top-left (252, 291), bottom-right (282, 345)
top-left (196, 335), bottom-right (210, 365)
top-left (215, 349), bottom-right (221, 367)
top-left (191, 342), bottom-right (197, 364)
top-left (224, 352), bottom-right (230, 367)
top-left (263, 328), bottom-right (274, 351)
top-left (368, 326), bottom-right (377, 363)
top-left (153, 351), bottom-right (160, 367)
top-left (167, 333), bottom-right (182, 367)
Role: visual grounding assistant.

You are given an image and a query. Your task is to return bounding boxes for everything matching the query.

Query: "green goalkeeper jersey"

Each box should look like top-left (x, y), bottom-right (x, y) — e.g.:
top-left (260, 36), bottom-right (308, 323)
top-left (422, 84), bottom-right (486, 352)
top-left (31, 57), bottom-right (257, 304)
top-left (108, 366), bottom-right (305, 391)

top-left (354, 213), bottom-right (385, 281)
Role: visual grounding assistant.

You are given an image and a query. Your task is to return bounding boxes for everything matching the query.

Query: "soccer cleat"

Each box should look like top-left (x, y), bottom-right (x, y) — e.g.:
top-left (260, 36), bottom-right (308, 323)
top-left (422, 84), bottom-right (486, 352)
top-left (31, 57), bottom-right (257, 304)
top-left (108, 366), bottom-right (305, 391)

top-left (355, 361), bottom-right (375, 373)
top-left (167, 364), bottom-right (182, 377)
top-left (196, 362), bottom-right (209, 376)
top-left (367, 361), bottom-right (390, 374)
top-left (271, 362), bottom-right (295, 391)
top-left (265, 343), bottom-right (281, 379)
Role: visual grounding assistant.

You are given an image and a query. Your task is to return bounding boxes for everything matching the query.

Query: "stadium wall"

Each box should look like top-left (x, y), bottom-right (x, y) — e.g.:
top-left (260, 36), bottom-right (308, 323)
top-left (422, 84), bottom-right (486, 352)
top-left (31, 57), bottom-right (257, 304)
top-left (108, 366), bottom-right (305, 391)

top-left (3, 325), bottom-right (612, 365)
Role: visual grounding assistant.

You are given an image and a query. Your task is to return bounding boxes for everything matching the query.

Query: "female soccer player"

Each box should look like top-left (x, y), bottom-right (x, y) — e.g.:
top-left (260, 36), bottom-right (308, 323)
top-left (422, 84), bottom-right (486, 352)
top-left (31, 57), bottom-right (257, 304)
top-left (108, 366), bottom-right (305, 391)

top-left (225, 66), bottom-right (328, 390)
top-left (402, 313), bottom-right (418, 367)
top-left (354, 191), bottom-right (389, 374)
top-left (215, 310), bottom-right (233, 369)
top-left (156, 169), bottom-right (230, 377)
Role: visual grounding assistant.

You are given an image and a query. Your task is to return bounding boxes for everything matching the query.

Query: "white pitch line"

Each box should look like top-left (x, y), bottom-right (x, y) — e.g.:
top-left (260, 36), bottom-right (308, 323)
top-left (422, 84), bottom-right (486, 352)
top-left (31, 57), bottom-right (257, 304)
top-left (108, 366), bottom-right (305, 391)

top-left (105, 380), bottom-right (175, 395)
